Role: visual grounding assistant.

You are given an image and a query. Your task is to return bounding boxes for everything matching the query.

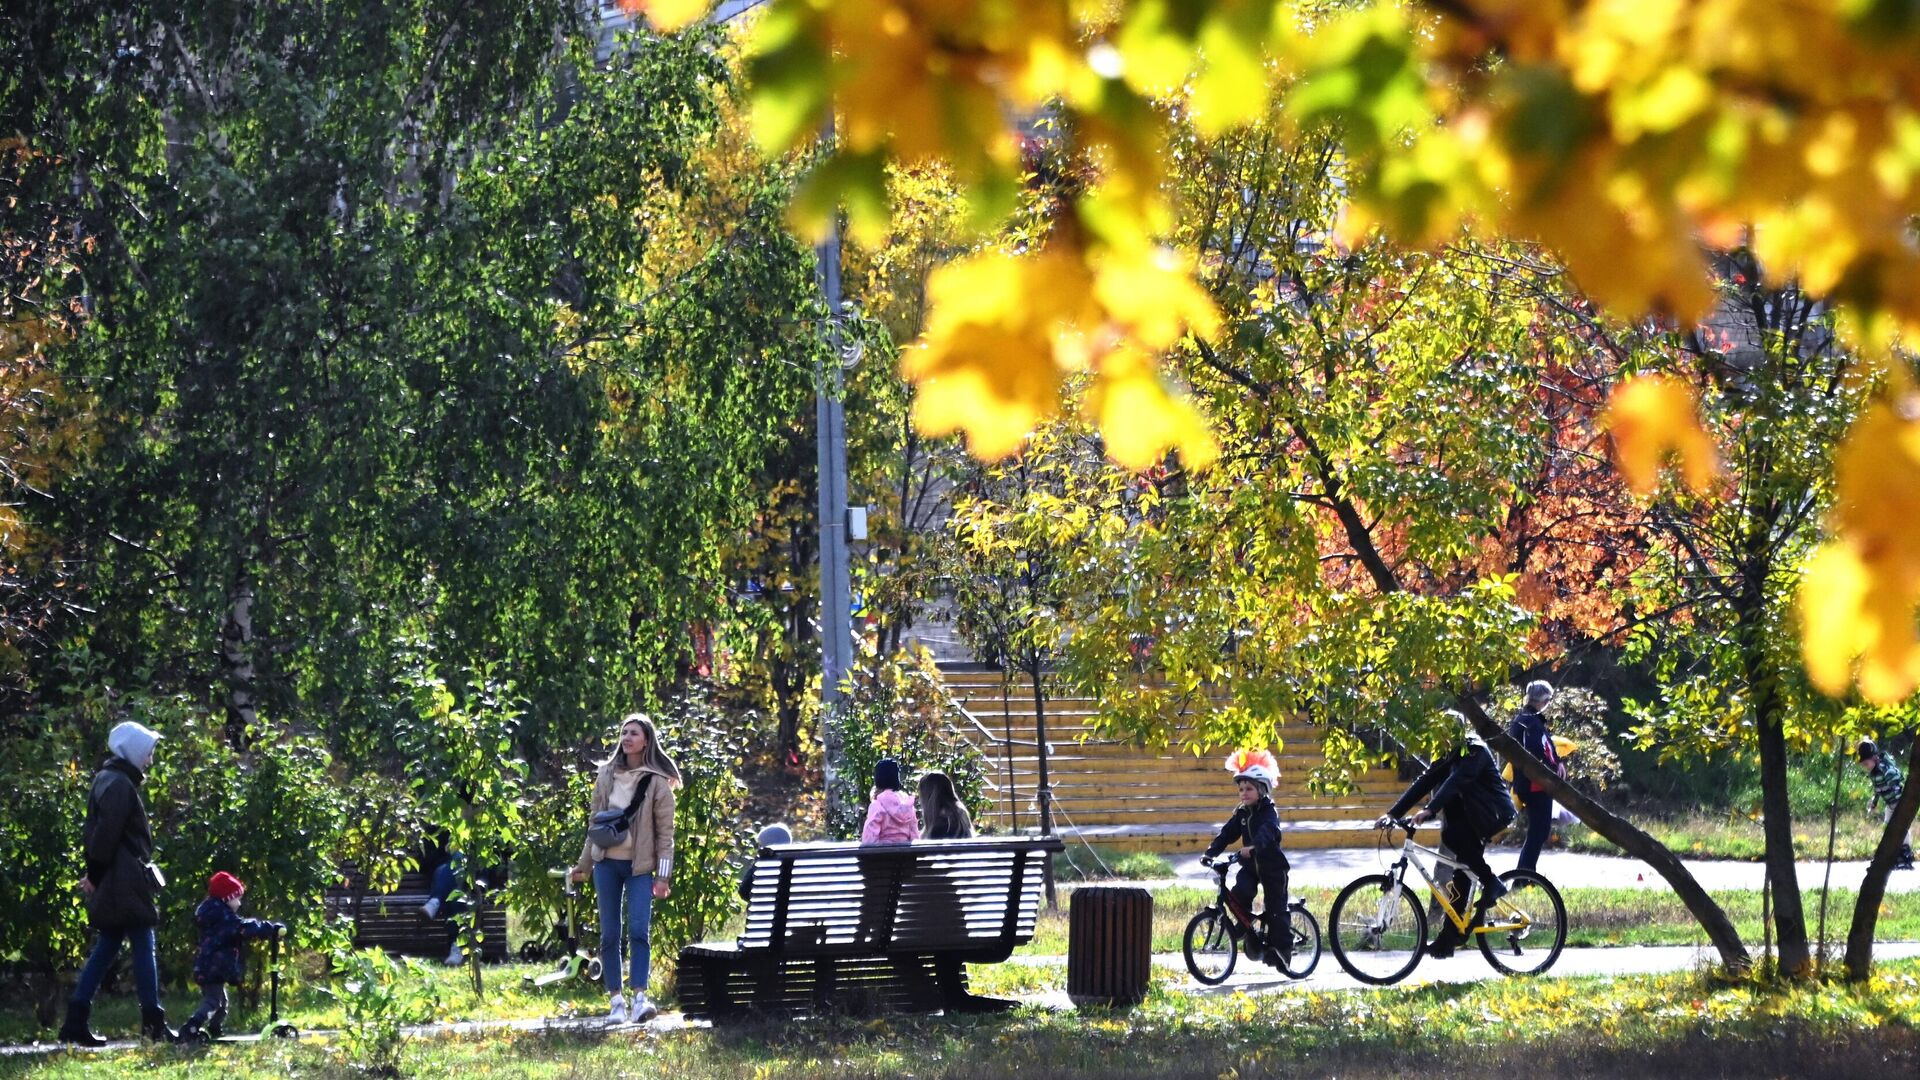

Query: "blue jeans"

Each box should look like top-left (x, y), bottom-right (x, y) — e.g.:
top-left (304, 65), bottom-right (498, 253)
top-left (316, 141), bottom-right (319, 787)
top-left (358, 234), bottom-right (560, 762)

top-left (1516, 791), bottom-right (1554, 872)
top-left (592, 859), bottom-right (654, 994)
top-left (72, 926), bottom-right (160, 1009)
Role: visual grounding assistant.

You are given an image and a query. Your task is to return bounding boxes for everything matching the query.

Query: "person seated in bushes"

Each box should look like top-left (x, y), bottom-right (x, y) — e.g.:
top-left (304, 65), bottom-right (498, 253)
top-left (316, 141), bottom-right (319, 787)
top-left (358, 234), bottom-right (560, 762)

top-left (739, 823), bottom-right (793, 899)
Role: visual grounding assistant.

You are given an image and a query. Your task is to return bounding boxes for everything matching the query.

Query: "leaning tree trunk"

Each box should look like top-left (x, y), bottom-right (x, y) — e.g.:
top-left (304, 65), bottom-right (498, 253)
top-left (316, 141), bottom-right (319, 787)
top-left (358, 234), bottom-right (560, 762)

top-left (1458, 698), bottom-right (1751, 972)
top-left (1845, 748), bottom-right (1920, 981)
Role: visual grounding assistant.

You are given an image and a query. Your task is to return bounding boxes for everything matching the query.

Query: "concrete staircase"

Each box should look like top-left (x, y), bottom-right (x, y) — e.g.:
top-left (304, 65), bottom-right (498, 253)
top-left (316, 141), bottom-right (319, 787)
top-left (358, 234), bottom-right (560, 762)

top-left (940, 669), bottom-right (1399, 854)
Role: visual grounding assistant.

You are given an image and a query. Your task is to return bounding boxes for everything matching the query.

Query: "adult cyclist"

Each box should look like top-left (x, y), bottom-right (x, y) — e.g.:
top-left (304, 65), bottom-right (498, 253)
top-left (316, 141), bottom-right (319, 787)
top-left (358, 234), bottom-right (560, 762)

top-left (1374, 709), bottom-right (1517, 958)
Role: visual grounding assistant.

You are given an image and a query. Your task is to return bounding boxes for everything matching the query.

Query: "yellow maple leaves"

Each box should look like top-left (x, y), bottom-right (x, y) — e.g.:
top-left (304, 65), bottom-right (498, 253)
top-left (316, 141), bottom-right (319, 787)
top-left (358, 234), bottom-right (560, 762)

top-left (674, 0), bottom-right (1920, 700)
top-left (904, 242), bottom-right (1220, 469)
top-left (1602, 374), bottom-right (1720, 496)
top-left (618, 0), bottom-right (711, 32)
top-left (734, 0), bottom-right (1275, 471)
top-left (1802, 400), bottom-right (1920, 702)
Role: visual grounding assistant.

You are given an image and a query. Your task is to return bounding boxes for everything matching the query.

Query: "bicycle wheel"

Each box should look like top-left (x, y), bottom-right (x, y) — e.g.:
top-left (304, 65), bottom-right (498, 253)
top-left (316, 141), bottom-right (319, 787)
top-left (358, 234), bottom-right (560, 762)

top-left (1476, 868), bottom-right (1567, 976)
top-left (1277, 903), bottom-right (1322, 979)
top-left (1329, 873), bottom-right (1427, 985)
top-left (1183, 908), bottom-right (1239, 985)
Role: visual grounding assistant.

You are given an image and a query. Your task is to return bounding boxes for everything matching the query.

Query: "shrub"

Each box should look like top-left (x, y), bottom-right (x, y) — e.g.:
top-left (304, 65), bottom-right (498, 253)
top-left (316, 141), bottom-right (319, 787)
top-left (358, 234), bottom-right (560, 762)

top-left (392, 659), bottom-right (529, 995)
top-left (653, 687), bottom-right (752, 954)
top-left (503, 767), bottom-right (597, 955)
top-left (147, 707), bottom-right (362, 978)
top-left (0, 730), bottom-right (92, 1021)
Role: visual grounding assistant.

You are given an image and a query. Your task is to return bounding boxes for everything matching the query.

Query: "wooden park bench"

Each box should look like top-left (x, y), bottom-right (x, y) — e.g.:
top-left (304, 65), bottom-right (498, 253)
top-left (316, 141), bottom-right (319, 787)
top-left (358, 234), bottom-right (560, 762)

top-left (678, 836), bottom-right (1064, 1021)
top-left (323, 867), bottom-right (509, 962)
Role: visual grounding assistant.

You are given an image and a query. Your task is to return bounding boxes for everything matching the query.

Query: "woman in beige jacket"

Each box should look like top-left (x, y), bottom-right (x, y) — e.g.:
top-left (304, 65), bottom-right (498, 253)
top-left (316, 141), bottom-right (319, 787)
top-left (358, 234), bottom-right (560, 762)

top-left (571, 713), bottom-right (679, 1023)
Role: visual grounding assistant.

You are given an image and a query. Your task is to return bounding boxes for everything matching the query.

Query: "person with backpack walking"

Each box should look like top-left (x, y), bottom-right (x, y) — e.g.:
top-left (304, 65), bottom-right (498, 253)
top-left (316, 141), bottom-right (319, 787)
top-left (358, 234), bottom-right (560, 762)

top-left (61, 720), bottom-right (175, 1046)
top-left (1507, 680), bottom-right (1564, 872)
top-left (571, 713), bottom-right (679, 1025)
top-left (1376, 709), bottom-right (1517, 959)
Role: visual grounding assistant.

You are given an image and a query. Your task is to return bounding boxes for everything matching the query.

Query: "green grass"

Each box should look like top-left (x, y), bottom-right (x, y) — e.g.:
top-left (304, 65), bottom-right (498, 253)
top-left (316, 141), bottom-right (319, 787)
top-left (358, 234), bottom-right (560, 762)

top-left (1053, 848), bottom-right (1174, 882)
top-left (11, 881), bottom-right (1912, 1046)
top-left (0, 958), bottom-right (616, 1047)
top-left (1559, 811), bottom-right (1891, 861)
top-left (1019, 883), bottom-right (1920, 955)
top-left (3, 962), bottom-right (1916, 1078)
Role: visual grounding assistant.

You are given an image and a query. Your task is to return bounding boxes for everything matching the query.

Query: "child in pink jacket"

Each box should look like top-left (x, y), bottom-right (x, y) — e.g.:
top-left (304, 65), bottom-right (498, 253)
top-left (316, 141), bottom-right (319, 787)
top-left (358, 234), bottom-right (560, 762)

top-left (861, 759), bottom-right (920, 844)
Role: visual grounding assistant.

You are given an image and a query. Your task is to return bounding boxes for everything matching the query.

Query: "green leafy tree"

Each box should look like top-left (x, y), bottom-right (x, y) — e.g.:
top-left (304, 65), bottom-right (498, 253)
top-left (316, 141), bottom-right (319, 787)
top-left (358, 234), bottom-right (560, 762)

top-left (961, 108), bottom-right (1756, 968)
top-left (1620, 265), bottom-right (1877, 976)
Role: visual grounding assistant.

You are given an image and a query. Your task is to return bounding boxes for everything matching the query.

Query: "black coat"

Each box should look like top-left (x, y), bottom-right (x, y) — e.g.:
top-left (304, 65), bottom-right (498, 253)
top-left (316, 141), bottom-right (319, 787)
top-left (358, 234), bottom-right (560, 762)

top-left (1204, 797), bottom-right (1284, 869)
top-left (191, 896), bottom-right (279, 986)
top-left (82, 757), bottom-right (160, 930)
top-left (1506, 708), bottom-right (1556, 799)
top-left (1389, 735), bottom-right (1516, 839)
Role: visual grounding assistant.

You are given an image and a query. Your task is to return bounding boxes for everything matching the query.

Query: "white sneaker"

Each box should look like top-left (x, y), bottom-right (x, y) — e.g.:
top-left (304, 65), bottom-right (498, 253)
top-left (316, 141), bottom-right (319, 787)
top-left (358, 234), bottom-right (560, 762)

top-left (422, 897), bottom-right (441, 919)
top-left (606, 994), bottom-right (626, 1023)
top-left (444, 943), bottom-right (463, 966)
top-left (627, 994), bottom-right (658, 1024)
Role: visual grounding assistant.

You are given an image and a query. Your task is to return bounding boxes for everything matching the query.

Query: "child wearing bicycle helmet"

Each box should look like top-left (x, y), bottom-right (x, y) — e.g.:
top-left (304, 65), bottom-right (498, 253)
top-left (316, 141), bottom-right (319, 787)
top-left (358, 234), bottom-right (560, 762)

top-left (1202, 749), bottom-right (1290, 965)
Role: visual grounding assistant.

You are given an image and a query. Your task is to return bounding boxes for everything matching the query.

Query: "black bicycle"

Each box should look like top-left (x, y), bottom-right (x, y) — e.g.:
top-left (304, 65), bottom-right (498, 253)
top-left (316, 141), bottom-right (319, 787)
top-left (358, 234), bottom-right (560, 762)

top-left (1182, 852), bottom-right (1322, 984)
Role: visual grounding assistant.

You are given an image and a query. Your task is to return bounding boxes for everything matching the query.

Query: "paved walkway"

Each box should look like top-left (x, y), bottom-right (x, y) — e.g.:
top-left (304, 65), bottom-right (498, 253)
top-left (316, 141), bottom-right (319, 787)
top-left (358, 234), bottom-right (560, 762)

top-left (1115, 848), bottom-right (1920, 894)
top-left (1112, 940), bottom-right (1920, 996)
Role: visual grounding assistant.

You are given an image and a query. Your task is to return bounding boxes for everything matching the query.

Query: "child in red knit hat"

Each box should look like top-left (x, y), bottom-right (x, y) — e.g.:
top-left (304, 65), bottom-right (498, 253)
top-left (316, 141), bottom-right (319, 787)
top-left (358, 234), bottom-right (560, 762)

top-left (180, 872), bottom-right (283, 1040)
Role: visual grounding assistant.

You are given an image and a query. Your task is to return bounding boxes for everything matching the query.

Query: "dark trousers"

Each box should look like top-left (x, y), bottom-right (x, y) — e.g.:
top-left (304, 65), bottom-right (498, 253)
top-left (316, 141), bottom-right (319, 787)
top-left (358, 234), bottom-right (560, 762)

top-left (1516, 791), bottom-right (1553, 872)
top-left (186, 983), bottom-right (228, 1035)
top-left (430, 859), bottom-right (471, 948)
top-left (71, 926), bottom-right (160, 1009)
top-left (1228, 853), bottom-right (1291, 931)
top-left (1432, 815), bottom-right (1500, 951)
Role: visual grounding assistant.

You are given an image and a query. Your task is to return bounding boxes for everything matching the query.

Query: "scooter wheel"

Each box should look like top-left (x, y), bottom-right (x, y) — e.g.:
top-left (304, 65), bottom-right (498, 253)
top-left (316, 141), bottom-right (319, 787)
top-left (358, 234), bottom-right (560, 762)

top-left (583, 958), bottom-right (603, 983)
top-left (270, 1024), bottom-right (298, 1039)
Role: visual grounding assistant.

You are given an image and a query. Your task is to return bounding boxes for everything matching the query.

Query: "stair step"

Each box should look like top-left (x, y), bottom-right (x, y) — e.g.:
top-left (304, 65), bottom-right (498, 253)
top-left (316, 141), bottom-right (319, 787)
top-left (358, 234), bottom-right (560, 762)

top-left (988, 820), bottom-right (1385, 854)
top-left (977, 774), bottom-right (1397, 792)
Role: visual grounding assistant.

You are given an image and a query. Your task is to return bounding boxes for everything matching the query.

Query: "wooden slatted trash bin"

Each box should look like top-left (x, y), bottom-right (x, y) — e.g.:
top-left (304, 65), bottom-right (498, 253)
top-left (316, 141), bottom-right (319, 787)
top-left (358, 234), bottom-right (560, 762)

top-left (1067, 886), bottom-right (1152, 1008)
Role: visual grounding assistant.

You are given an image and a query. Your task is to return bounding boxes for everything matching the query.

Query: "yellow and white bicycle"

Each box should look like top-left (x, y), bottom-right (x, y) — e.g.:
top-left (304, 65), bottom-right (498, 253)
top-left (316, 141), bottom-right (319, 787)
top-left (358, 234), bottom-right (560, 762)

top-left (1328, 817), bottom-right (1566, 985)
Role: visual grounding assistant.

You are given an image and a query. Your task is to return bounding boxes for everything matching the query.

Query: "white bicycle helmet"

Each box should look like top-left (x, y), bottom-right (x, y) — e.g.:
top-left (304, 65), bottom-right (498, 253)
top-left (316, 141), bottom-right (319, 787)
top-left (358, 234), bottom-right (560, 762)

top-left (1225, 748), bottom-right (1280, 794)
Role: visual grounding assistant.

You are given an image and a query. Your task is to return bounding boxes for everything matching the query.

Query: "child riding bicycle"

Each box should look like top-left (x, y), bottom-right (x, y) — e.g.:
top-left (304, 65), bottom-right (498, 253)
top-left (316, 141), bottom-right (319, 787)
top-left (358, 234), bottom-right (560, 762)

top-left (1202, 749), bottom-right (1290, 966)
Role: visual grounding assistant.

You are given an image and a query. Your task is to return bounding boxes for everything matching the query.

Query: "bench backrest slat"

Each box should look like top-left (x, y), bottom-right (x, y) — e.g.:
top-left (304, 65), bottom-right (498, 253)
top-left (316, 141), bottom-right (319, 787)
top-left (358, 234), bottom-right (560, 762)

top-left (737, 838), bottom-right (1060, 956)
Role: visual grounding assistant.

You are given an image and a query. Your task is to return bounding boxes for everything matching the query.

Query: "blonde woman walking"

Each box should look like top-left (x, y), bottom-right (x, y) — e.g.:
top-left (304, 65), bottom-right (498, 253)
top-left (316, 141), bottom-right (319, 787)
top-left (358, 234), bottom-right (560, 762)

top-left (572, 714), bottom-right (679, 1024)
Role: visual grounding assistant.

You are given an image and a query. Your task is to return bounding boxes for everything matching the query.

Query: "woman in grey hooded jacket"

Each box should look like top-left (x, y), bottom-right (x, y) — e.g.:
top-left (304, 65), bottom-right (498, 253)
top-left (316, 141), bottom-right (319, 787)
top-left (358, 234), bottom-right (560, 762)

top-left (60, 720), bottom-right (175, 1045)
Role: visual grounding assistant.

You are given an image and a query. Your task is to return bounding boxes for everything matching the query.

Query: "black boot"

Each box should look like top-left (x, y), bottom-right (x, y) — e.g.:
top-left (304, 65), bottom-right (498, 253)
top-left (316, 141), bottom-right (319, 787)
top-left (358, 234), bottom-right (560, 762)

top-left (1897, 844), bottom-right (1915, 870)
top-left (139, 1005), bottom-right (178, 1043)
top-left (58, 1001), bottom-right (107, 1048)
